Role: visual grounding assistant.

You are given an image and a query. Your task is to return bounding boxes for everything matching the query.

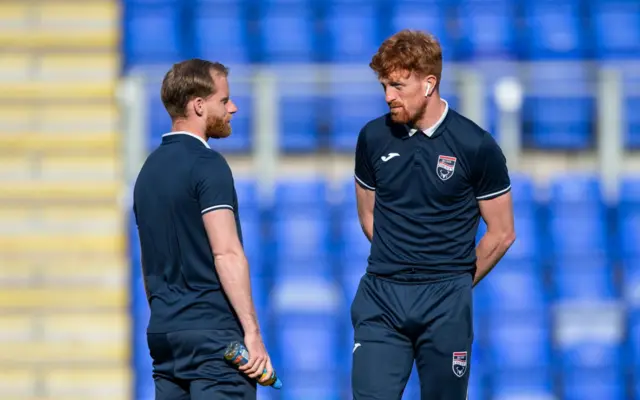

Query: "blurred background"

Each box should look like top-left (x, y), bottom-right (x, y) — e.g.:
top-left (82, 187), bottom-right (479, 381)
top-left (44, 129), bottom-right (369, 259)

top-left (1, 0), bottom-right (639, 399)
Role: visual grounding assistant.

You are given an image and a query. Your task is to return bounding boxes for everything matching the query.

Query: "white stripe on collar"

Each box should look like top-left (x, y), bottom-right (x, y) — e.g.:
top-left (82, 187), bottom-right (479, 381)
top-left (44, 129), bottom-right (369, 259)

top-left (162, 131), bottom-right (210, 149)
top-left (408, 99), bottom-right (449, 138)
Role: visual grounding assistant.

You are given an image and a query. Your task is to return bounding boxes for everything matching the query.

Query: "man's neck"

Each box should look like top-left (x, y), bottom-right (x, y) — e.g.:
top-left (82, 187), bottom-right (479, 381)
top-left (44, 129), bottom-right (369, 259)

top-left (171, 121), bottom-right (206, 142)
top-left (414, 95), bottom-right (446, 132)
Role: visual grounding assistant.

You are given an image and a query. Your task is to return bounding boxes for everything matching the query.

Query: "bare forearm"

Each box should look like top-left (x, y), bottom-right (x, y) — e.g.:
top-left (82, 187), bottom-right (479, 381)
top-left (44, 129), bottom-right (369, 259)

top-left (360, 216), bottom-right (373, 242)
top-left (215, 254), bottom-right (260, 334)
top-left (473, 231), bottom-right (514, 287)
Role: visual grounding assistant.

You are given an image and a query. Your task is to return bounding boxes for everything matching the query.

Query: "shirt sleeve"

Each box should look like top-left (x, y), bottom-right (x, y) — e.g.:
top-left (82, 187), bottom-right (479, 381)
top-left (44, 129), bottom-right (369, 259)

top-left (192, 154), bottom-right (235, 215)
top-left (354, 127), bottom-right (376, 190)
top-left (472, 133), bottom-right (511, 200)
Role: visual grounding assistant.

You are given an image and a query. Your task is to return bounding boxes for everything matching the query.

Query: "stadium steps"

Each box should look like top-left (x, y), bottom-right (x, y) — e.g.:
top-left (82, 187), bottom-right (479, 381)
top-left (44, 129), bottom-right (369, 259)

top-left (0, 1), bottom-right (118, 50)
top-left (0, 1), bottom-right (129, 398)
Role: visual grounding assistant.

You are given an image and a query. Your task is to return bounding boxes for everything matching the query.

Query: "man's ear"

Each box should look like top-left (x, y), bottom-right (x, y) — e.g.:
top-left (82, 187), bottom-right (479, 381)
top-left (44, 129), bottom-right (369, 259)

top-left (193, 98), bottom-right (205, 117)
top-left (424, 76), bottom-right (437, 97)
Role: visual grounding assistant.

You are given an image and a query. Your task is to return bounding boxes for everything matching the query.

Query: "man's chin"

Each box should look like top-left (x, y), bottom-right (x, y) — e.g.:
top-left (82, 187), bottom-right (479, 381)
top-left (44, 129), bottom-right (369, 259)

top-left (389, 113), bottom-right (410, 124)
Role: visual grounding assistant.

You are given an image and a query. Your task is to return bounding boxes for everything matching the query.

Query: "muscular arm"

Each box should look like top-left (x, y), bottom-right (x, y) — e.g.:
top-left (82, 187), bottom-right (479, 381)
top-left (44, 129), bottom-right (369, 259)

top-left (473, 192), bottom-right (516, 287)
top-left (203, 209), bottom-right (259, 334)
top-left (355, 183), bottom-right (375, 242)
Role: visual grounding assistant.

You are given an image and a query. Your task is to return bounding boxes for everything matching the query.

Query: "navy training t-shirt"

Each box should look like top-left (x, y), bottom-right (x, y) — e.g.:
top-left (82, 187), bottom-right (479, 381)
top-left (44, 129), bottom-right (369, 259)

top-left (133, 131), bottom-right (243, 333)
top-left (354, 103), bottom-right (511, 277)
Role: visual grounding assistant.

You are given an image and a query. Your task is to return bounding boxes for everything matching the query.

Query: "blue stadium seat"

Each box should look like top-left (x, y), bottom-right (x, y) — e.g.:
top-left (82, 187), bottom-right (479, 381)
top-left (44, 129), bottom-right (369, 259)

top-left (146, 84), bottom-right (173, 150)
top-left (193, 2), bottom-right (249, 64)
top-left (483, 262), bottom-right (547, 311)
top-left (240, 208), bottom-right (265, 277)
top-left (272, 280), bottom-right (341, 399)
top-left (552, 257), bottom-right (615, 301)
top-left (623, 260), bottom-right (640, 307)
top-left (280, 90), bottom-right (320, 152)
top-left (619, 178), bottom-right (640, 258)
top-left (503, 174), bottom-right (539, 262)
top-left (401, 366), bottom-right (420, 400)
top-left (629, 311), bottom-right (640, 365)
top-left (558, 338), bottom-right (622, 369)
top-left (325, 1), bottom-right (379, 63)
top-left (259, 2), bottom-right (315, 63)
top-left (457, 0), bottom-right (517, 61)
top-left (273, 180), bottom-right (332, 277)
top-left (486, 312), bottom-right (551, 368)
top-left (522, 0), bottom-right (586, 60)
top-left (591, 0), bottom-right (640, 60)
top-left (124, 3), bottom-right (183, 67)
top-left (628, 95), bottom-right (640, 148)
top-left (338, 200), bottom-right (370, 264)
top-left (523, 64), bottom-right (594, 149)
top-left (328, 82), bottom-right (388, 151)
top-left (491, 370), bottom-right (553, 399)
top-left (548, 175), bottom-right (606, 256)
top-left (275, 179), bottom-right (328, 206)
top-left (388, 1), bottom-right (453, 60)
top-left (234, 179), bottom-right (258, 209)
top-left (562, 368), bottom-right (625, 400)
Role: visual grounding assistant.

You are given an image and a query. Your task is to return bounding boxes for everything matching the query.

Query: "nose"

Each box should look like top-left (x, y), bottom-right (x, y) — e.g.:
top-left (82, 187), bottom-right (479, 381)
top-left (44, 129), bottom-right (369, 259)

top-left (385, 88), bottom-right (397, 105)
top-left (228, 100), bottom-right (238, 114)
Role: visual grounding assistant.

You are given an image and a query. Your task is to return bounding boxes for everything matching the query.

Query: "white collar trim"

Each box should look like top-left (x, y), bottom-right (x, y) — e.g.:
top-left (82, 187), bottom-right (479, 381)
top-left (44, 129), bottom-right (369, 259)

top-left (408, 99), bottom-right (449, 138)
top-left (162, 131), bottom-right (210, 149)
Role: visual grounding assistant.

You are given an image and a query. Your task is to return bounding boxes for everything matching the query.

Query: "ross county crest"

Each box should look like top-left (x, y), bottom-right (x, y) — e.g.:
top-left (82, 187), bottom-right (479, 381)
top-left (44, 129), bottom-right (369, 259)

top-left (436, 155), bottom-right (457, 181)
top-left (452, 351), bottom-right (468, 377)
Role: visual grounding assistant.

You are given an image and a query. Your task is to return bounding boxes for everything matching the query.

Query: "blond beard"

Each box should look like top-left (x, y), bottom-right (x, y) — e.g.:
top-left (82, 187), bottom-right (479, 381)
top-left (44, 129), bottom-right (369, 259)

top-left (205, 114), bottom-right (231, 139)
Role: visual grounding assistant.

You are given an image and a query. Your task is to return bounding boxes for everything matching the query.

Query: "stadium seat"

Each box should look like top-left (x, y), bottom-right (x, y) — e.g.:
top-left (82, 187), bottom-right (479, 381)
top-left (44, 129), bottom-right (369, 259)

top-left (325, 1), bottom-right (379, 63)
top-left (0, 368), bottom-right (36, 398)
top-left (280, 88), bottom-right (320, 152)
top-left (591, 0), bottom-right (640, 60)
top-left (629, 311), bottom-right (640, 365)
top-left (624, 260), bottom-right (640, 307)
top-left (628, 95), bottom-right (640, 148)
top-left (486, 311), bottom-right (551, 369)
top-left (483, 261), bottom-right (547, 311)
top-left (44, 368), bottom-right (130, 398)
top-left (522, 0), bottom-right (586, 60)
top-left (618, 178), bottom-right (640, 258)
top-left (456, 0), bottom-right (517, 61)
top-left (146, 83), bottom-right (172, 150)
top-left (273, 180), bottom-right (332, 278)
top-left (272, 279), bottom-right (341, 399)
top-left (401, 366), bottom-right (420, 399)
top-left (194, 2), bottom-right (249, 64)
top-left (548, 175), bottom-right (607, 257)
top-left (123, 3), bottom-right (182, 67)
top-left (491, 369), bottom-right (553, 399)
top-left (502, 174), bottom-right (539, 262)
top-left (522, 63), bottom-right (594, 149)
top-left (388, 1), bottom-right (452, 61)
top-left (552, 257), bottom-right (616, 302)
top-left (259, 2), bottom-right (315, 63)
top-left (338, 182), bottom-right (371, 266)
top-left (562, 368), bottom-right (625, 400)
top-left (328, 81), bottom-right (388, 151)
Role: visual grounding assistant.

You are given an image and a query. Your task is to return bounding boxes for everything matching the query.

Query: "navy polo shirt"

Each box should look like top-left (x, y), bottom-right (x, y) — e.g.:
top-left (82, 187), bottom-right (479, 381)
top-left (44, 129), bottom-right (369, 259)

top-left (354, 102), bottom-right (511, 277)
top-left (133, 131), bottom-right (243, 333)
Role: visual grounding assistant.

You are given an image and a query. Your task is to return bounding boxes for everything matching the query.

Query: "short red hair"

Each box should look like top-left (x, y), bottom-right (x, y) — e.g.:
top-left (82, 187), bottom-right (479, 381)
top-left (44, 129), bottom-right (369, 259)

top-left (370, 30), bottom-right (443, 86)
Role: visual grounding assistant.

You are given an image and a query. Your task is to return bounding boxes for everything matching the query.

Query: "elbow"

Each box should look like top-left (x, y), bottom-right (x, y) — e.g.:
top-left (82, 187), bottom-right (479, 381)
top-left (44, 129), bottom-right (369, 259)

top-left (502, 229), bottom-right (516, 249)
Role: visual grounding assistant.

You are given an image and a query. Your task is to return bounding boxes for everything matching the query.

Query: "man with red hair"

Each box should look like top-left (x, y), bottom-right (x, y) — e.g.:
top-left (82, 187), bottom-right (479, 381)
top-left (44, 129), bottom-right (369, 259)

top-left (351, 30), bottom-right (516, 399)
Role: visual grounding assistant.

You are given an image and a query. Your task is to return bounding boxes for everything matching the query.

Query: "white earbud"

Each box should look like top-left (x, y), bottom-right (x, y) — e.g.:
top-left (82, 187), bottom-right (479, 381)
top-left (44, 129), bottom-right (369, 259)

top-left (425, 83), bottom-right (431, 97)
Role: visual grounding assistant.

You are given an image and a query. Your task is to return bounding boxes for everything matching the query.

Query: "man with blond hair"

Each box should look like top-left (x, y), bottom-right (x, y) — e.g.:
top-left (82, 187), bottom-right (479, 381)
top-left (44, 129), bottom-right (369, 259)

top-left (351, 30), bottom-right (516, 399)
top-left (133, 59), bottom-right (272, 399)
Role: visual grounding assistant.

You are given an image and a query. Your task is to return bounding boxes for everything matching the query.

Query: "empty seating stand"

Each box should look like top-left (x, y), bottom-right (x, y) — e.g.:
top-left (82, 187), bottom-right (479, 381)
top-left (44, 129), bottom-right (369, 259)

top-left (0, 1), bottom-right (129, 399)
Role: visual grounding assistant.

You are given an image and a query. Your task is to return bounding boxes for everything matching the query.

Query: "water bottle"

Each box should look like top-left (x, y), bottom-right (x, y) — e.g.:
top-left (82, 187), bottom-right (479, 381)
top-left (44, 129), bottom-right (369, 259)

top-left (224, 341), bottom-right (283, 389)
